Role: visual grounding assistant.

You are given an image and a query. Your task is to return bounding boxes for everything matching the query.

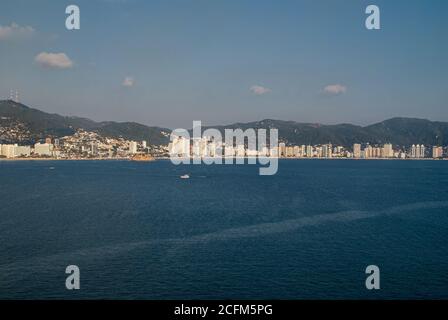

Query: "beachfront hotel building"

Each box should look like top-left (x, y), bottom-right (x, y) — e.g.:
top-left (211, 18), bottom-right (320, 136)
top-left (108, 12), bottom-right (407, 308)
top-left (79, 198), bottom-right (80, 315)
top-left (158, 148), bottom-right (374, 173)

top-left (432, 146), bottom-right (443, 158)
top-left (0, 144), bottom-right (31, 158)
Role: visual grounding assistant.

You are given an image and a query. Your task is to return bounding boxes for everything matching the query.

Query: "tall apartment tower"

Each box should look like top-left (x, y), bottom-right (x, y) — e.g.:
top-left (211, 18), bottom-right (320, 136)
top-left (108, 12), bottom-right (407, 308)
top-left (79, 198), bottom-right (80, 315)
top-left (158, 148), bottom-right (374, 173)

top-left (432, 146), bottom-right (443, 158)
top-left (383, 143), bottom-right (393, 158)
top-left (419, 145), bottom-right (425, 158)
top-left (129, 141), bottom-right (138, 154)
top-left (411, 145), bottom-right (416, 158)
top-left (353, 144), bottom-right (361, 158)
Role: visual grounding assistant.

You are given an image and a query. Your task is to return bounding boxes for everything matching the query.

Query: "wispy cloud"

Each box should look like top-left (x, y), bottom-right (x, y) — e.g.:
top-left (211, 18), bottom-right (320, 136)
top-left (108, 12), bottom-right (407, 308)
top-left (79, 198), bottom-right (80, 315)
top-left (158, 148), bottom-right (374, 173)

top-left (0, 22), bottom-right (35, 40)
top-left (35, 52), bottom-right (74, 69)
top-left (323, 84), bottom-right (347, 96)
top-left (122, 76), bottom-right (135, 87)
top-left (250, 85), bottom-right (271, 95)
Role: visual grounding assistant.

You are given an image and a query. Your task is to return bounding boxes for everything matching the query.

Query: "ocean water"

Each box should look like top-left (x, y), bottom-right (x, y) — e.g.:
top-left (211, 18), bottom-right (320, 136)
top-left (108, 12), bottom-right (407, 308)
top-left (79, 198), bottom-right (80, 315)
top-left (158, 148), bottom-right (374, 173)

top-left (0, 159), bottom-right (447, 299)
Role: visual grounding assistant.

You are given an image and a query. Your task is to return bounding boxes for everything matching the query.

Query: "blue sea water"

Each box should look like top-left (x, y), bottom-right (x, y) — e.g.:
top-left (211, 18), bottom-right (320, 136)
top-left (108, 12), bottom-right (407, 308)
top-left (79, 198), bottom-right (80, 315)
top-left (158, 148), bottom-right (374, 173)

top-left (0, 159), bottom-right (447, 299)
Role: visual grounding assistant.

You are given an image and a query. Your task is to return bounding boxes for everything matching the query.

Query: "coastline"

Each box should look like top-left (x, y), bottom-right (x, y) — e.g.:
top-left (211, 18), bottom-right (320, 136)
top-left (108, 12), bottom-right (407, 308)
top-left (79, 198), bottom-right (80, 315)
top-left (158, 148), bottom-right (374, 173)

top-left (0, 157), bottom-right (131, 161)
top-left (0, 157), bottom-right (446, 162)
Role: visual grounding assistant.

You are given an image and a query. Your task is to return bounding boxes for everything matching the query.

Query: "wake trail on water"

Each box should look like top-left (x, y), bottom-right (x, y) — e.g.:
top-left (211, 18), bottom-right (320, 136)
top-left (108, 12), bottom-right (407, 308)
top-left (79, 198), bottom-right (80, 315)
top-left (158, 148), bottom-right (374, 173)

top-left (173, 201), bottom-right (448, 243)
top-left (0, 200), bottom-right (447, 279)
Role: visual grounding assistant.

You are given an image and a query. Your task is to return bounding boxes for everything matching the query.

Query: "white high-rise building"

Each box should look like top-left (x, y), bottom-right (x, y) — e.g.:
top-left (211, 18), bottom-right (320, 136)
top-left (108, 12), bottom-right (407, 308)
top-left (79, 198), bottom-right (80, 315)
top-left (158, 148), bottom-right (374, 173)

top-left (410, 144), bottom-right (425, 158)
top-left (411, 144), bottom-right (416, 158)
top-left (91, 142), bottom-right (99, 156)
top-left (419, 145), bottom-right (425, 158)
top-left (416, 144), bottom-right (421, 158)
top-left (364, 145), bottom-right (373, 158)
top-left (191, 137), bottom-right (210, 157)
top-left (306, 145), bottom-right (313, 158)
top-left (382, 143), bottom-right (393, 158)
top-left (15, 146), bottom-right (31, 157)
top-left (322, 144), bottom-right (332, 158)
top-left (170, 136), bottom-right (189, 157)
top-left (34, 143), bottom-right (53, 156)
top-left (1, 144), bottom-right (16, 158)
top-left (129, 141), bottom-right (138, 154)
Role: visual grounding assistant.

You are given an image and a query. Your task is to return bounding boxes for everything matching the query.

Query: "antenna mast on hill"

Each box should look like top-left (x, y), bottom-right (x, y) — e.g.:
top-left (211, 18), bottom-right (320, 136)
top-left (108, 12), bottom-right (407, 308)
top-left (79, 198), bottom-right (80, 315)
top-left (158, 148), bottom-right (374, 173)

top-left (9, 89), bottom-right (20, 103)
top-left (9, 89), bottom-right (19, 103)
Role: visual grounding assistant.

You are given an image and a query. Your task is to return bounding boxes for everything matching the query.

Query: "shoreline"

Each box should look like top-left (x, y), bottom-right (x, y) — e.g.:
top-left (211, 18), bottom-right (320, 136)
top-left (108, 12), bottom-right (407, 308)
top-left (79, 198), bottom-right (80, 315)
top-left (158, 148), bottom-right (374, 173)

top-left (0, 157), bottom-right (131, 161)
top-left (0, 157), bottom-right (446, 162)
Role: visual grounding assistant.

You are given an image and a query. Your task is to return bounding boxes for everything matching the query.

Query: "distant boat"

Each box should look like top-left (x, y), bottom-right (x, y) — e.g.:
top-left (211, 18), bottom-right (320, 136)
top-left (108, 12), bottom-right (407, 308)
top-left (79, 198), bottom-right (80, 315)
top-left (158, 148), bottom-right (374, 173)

top-left (49, 167), bottom-right (55, 170)
top-left (180, 174), bottom-right (190, 179)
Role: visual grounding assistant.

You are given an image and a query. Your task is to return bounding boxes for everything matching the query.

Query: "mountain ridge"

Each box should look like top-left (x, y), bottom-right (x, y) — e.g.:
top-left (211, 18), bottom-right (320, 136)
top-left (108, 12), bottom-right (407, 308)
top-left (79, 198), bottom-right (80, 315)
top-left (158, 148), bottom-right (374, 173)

top-left (1, 99), bottom-right (447, 147)
top-left (0, 100), bottom-right (171, 145)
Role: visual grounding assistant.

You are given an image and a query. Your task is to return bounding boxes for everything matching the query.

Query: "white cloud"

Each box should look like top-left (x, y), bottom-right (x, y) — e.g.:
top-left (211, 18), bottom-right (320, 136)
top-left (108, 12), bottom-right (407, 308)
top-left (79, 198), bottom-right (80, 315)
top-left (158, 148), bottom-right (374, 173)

top-left (122, 76), bottom-right (135, 87)
top-left (0, 22), bottom-right (35, 40)
top-left (323, 84), bottom-right (347, 95)
top-left (35, 52), bottom-right (74, 69)
top-left (250, 85), bottom-right (271, 95)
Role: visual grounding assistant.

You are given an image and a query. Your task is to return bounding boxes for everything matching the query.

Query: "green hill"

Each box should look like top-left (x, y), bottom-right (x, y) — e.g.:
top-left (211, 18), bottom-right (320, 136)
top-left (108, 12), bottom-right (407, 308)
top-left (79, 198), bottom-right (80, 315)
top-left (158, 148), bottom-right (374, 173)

top-left (1, 99), bottom-right (447, 147)
top-left (0, 100), bottom-right (170, 145)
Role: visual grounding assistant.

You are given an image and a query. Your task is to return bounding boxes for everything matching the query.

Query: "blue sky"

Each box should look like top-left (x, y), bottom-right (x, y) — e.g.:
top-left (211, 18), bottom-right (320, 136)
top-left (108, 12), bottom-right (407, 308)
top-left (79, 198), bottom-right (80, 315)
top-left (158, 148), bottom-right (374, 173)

top-left (0, 0), bottom-right (447, 128)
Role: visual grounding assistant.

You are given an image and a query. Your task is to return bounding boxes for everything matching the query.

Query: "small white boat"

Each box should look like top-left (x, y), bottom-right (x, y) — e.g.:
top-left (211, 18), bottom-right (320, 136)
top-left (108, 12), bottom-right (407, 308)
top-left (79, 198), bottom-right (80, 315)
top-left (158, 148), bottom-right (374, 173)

top-left (180, 174), bottom-right (190, 179)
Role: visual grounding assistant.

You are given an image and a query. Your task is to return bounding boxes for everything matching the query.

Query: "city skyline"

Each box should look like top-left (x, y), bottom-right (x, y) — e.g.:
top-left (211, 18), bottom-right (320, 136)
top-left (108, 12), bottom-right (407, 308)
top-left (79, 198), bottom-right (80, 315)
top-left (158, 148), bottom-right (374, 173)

top-left (2, 98), bottom-right (448, 158)
top-left (1, 124), bottom-right (446, 160)
top-left (1, 0), bottom-right (447, 129)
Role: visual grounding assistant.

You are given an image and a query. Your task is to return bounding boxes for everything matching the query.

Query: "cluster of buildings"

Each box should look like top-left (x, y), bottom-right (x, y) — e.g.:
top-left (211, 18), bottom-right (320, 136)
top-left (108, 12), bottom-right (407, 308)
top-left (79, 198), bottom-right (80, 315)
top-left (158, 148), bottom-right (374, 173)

top-left (1, 128), bottom-right (446, 160)
top-left (169, 136), bottom-right (270, 158)
top-left (0, 129), bottom-right (161, 159)
top-left (0, 117), bottom-right (30, 142)
top-left (169, 135), bottom-right (446, 160)
top-left (58, 130), bottom-right (147, 159)
top-left (0, 142), bottom-right (51, 158)
top-left (354, 143), bottom-right (444, 159)
top-left (409, 144), bottom-right (426, 158)
top-left (279, 143), bottom-right (348, 158)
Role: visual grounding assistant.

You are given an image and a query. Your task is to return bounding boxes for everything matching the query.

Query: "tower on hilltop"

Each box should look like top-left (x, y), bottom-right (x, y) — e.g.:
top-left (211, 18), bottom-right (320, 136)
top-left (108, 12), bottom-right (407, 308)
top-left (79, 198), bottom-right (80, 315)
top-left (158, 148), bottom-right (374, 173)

top-left (9, 89), bottom-right (19, 103)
